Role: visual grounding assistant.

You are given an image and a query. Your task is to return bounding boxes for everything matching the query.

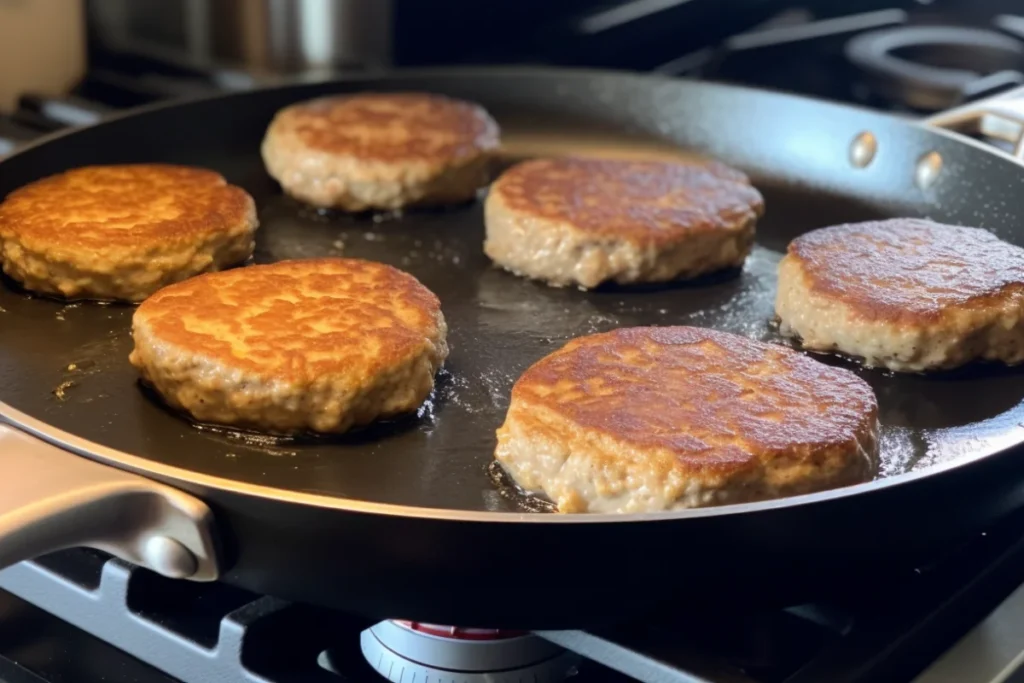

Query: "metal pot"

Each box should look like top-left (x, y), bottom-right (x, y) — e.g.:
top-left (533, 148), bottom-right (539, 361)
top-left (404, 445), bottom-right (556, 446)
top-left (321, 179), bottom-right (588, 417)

top-left (86, 0), bottom-right (392, 75)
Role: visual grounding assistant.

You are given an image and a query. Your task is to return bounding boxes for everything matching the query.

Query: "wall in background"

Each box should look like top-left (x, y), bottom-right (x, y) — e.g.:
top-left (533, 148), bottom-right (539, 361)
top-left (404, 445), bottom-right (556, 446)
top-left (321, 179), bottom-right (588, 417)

top-left (0, 0), bottom-right (85, 111)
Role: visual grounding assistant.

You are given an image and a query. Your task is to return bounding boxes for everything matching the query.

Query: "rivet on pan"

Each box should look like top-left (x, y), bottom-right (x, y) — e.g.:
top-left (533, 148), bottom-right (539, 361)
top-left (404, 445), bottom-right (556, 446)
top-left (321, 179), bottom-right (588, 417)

top-left (915, 151), bottom-right (943, 190)
top-left (849, 132), bottom-right (878, 168)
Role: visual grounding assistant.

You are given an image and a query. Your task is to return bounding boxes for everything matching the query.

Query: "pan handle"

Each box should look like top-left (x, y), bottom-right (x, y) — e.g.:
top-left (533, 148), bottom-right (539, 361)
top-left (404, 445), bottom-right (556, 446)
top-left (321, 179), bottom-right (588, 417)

top-left (925, 84), bottom-right (1024, 160)
top-left (0, 422), bottom-right (218, 580)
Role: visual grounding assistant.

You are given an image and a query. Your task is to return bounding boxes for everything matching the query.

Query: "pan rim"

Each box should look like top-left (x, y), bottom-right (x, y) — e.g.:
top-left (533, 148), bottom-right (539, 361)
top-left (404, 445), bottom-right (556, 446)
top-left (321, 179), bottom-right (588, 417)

top-left (4, 64), bottom-right (1015, 168)
top-left (1, 65), bottom-right (1021, 522)
top-left (0, 398), bottom-right (1008, 522)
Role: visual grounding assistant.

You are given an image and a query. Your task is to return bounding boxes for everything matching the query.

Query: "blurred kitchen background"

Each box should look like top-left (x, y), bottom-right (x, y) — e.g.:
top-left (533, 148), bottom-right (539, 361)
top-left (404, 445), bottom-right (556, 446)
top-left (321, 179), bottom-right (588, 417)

top-left (3, 0), bottom-right (1024, 157)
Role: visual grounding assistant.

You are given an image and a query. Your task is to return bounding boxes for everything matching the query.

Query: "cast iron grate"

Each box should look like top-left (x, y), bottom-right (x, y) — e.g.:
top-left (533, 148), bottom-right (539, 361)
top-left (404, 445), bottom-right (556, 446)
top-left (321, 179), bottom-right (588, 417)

top-left (1, 501), bottom-right (1024, 683)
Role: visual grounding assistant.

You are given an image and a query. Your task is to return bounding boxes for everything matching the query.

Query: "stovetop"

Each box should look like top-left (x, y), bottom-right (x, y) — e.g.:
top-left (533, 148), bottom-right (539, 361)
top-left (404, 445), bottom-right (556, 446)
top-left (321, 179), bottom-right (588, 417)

top-left (4, 498), bottom-right (1024, 683)
top-left (6, 2), bottom-right (1024, 682)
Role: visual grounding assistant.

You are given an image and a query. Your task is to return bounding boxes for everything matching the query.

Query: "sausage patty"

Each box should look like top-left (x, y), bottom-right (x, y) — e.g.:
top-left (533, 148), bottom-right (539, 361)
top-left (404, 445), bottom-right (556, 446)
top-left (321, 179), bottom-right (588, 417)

top-left (776, 218), bottom-right (1024, 372)
top-left (261, 92), bottom-right (500, 212)
top-left (494, 326), bottom-right (878, 513)
top-left (130, 258), bottom-right (448, 434)
top-left (483, 156), bottom-right (763, 289)
top-left (0, 164), bottom-right (257, 302)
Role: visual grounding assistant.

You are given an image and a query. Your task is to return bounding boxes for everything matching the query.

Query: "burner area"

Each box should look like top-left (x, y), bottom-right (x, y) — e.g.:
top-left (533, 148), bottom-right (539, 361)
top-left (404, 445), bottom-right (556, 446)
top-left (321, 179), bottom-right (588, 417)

top-left (5, 501), bottom-right (1024, 683)
top-left (845, 25), bottom-right (1024, 110)
top-left (660, 7), bottom-right (1024, 114)
top-left (359, 621), bottom-right (579, 682)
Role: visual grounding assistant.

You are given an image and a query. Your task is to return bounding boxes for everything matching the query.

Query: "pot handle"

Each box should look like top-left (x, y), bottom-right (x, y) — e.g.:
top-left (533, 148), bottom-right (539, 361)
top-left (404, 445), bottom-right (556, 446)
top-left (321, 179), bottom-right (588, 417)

top-left (0, 422), bottom-right (218, 580)
top-left (925, 84), bottom-right (1024, 159)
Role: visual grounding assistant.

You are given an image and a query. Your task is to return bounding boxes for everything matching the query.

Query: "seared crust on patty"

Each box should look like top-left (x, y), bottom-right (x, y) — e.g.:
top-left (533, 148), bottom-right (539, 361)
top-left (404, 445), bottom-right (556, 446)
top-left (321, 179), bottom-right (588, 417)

top-left (776, 218), bottom-right (1024, 372)
top-left (129, 258), bottom-right (448, 434)
top-left (495, 326), bottom-right (878, 513)
top-left (261, 92), bottom-right (500, 211)
top-left (483, 157), bottom-right (764, 289)
top-left (0, 164), bottom-right (257, 302)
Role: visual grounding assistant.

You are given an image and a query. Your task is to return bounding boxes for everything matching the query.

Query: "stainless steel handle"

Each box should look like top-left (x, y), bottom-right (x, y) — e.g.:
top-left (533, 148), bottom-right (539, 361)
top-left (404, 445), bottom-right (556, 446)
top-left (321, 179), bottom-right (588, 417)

top-left (0, 422), bottom-right (218, 580)
top-left (926, 84), bottom-right (1024, 159)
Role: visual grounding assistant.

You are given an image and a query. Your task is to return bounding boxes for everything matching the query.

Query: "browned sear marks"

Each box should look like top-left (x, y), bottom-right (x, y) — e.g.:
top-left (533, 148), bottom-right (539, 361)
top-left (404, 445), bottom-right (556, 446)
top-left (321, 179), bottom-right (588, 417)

top-left (789, 218), bottom-right (1024, 322)
top-left (0, 164), bottom-right (257, 302)
top-left (492, 156), bottom-right (764, 246)
top-left (0, 164), bottom-right (254, 252)
top-left (515, 326), bottom-right (876, 466)
top-left (130, 258), bottom-right (448, 434)
top-left (496, 326), bottom-right (879, 512)
top-left (274, 92), bottom-right (500, 163)
top-left (134, 258), bottom-right (443, 383)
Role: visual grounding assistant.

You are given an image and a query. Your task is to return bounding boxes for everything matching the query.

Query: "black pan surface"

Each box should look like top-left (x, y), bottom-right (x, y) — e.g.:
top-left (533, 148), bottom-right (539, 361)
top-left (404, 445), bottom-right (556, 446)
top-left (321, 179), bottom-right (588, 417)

top-left (6, 70), bottom-right (1024, 626)
top-left (3, 70), bottom-right (1024, 512)
top-left (5, 180), bottom-right (1024, 513)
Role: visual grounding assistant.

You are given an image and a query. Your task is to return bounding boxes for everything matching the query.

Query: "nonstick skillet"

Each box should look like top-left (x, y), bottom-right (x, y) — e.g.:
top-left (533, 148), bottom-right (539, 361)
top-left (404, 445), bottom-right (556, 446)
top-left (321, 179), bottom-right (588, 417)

top-left (3, 68), bottom-right (1024, 629)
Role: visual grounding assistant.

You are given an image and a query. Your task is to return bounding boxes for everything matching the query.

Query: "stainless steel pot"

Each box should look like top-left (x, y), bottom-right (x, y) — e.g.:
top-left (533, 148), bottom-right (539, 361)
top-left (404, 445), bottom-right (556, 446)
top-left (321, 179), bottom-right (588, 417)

top-left (87, 0), bottom-right (392, 76)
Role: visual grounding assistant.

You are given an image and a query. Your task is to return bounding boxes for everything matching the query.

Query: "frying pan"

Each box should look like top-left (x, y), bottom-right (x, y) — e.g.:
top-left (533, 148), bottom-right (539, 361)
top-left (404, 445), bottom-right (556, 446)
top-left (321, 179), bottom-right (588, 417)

top-left (3, 68), bottom-right (1024, 629)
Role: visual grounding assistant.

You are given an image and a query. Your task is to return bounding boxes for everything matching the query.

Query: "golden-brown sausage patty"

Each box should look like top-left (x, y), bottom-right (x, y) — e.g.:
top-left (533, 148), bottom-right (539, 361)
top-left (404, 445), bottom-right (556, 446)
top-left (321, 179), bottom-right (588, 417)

top-left (0, 164), bottom-right (257, 302)
top-left (483, 156), bottom-right (764, 289)
top-left (495, 326), bottom-right (878, 513)
top-left (261, 92), bottom-right (500, 211)
top-left (130, 258), bottom-right (448, 434)
top-left (776, 218), bottom-right (1024, 372)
